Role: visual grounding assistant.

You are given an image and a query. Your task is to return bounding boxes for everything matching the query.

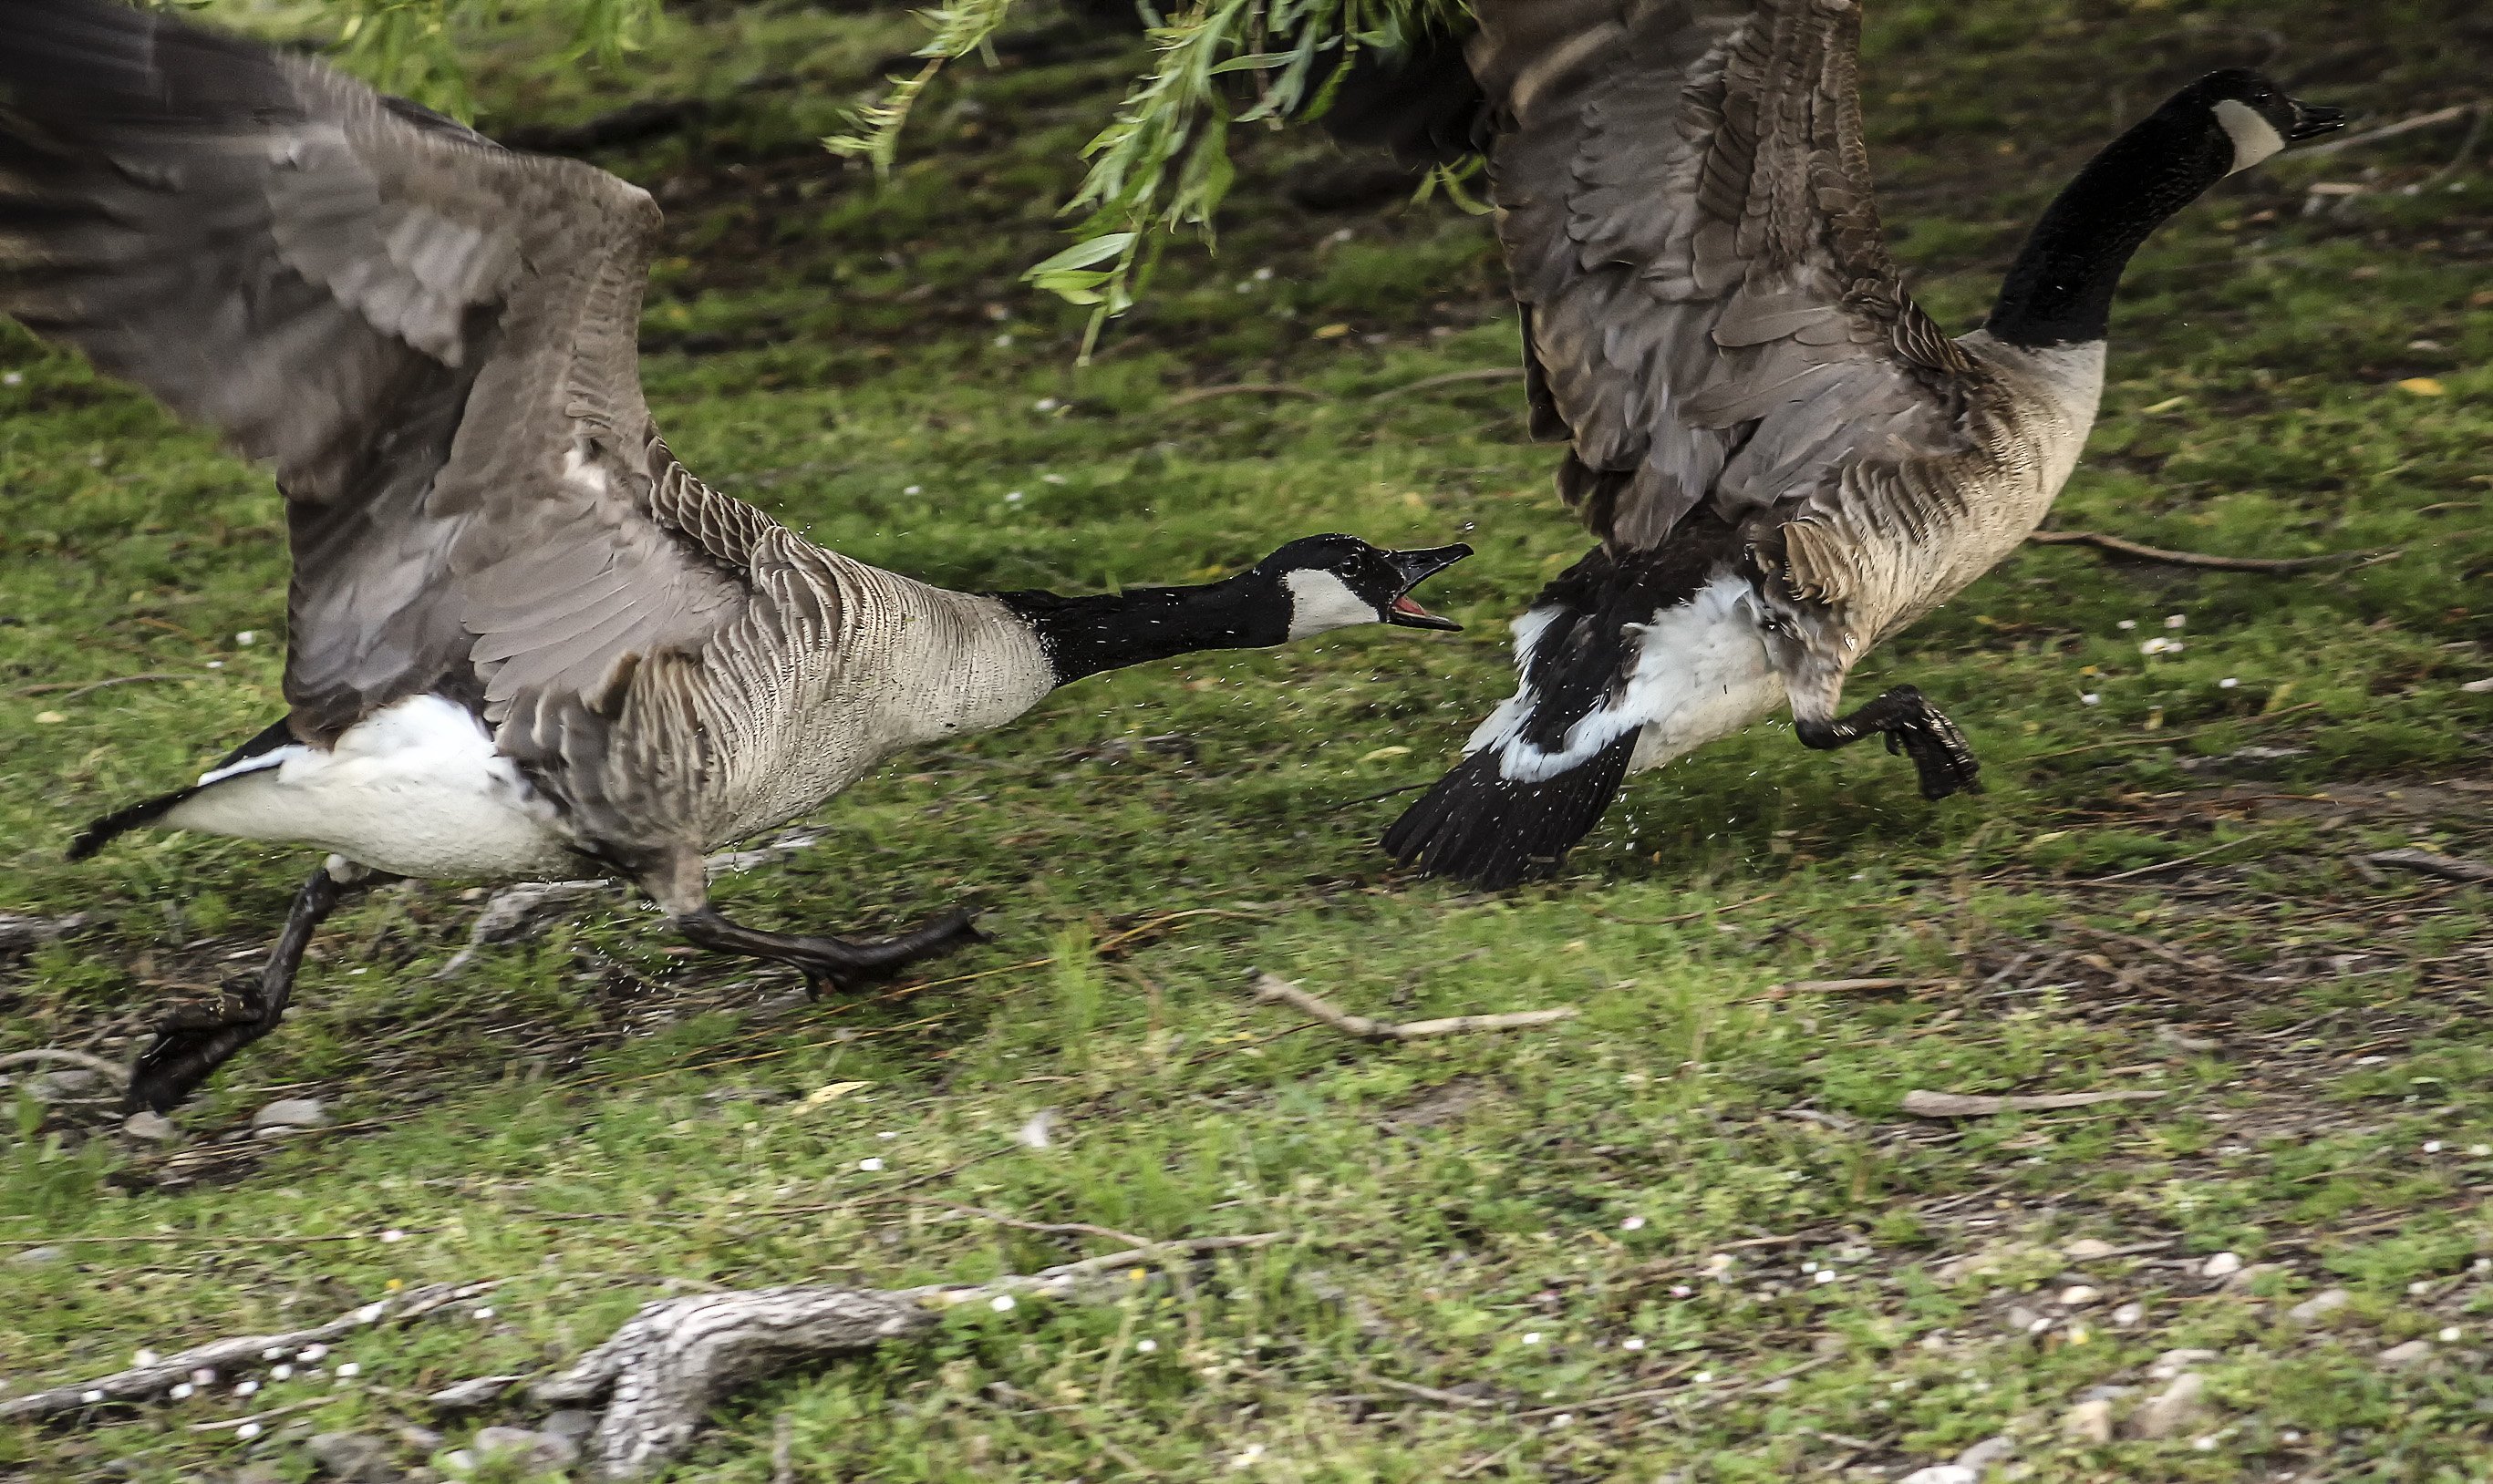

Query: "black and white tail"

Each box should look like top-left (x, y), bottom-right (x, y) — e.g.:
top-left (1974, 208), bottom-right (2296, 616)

top-left (68, 717), bottom-right (295, 861)
top-left (1382, 531), bottom-right (1772, 888)
top-left (1381, 729), bottom-right (1638, 889)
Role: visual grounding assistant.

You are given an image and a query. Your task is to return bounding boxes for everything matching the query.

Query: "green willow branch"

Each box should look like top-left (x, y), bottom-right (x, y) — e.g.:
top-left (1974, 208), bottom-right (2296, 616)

top-left (825, 0), bottom-right (1467, 358)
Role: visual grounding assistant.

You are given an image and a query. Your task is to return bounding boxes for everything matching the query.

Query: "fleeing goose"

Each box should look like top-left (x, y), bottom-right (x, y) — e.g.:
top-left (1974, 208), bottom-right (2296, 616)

top-left (1, 0), bottom-right (1468, 1109)
top-left (1376, 0), bottom-right (2342, 887)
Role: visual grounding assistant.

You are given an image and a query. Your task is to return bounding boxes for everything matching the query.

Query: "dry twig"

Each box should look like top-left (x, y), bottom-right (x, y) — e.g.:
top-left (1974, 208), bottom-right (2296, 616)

top-left (1366, 366), bottom-right (1525, 401)
top-left (2364, 849), bottom-right (2493, 885)
top-left (0, 1047), bottom-right (129, 1087)
top-left (2301, 102), bottom-right (2482, 156)
top-left (1167, 382), bottom-right (1319, 407)
top-left (2027, 529), bottom-right (2391, 572)
top-left (1247, 972), bottom-right (1577, 1040)
top-left (1902, 1088), bottom-right (2166, 1118)
top-left (2, 1282), bottom-right (498, 1421)
top-left (1768, 977), bottom-right (1936, 995)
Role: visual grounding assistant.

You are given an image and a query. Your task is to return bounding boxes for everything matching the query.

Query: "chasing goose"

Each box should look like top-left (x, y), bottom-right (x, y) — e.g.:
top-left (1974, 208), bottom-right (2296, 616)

top-left (2, 0), bottom-right (1469, 1109)
top-left (1376, 0), bottom-right (2342, 888)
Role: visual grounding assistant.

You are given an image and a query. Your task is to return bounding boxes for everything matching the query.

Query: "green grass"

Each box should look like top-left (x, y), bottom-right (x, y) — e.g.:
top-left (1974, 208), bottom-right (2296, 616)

top-left (5, 1), bottom-right (2491, 1479)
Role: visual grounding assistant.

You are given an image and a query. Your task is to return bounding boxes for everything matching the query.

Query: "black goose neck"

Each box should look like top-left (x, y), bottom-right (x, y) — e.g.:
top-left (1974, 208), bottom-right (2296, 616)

top-left (993, 573), bottom-right (1288, 685)
top-left (1985, 104), bottom-right (2233, 348)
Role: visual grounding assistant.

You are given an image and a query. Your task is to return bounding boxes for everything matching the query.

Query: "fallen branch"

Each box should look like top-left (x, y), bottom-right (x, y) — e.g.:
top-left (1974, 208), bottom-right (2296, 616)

top-left (533, 1236), bottom-right (1281, 1479)
top-left (1247, 972), bottom-right (1577, 1040)
top-left (1, 1281), bottom-right (497, 1422)
top-left (1366, 366), bottom-right (1525, 401)
top-left (2026, 529), bottom-right (2392, 572)
top-left (2365, 848), bottom-right (2493, 885)
top-left (2301, 102), bottom-right (2481, 156)
top-left (1167, 382), bottom-right (1319, 407)
top-left (1769, 977), bottom-right (1935, 995)
top-left (1902, 1088), bottom-right (2166, 1118)
top-left (11, 673), bottom-right (195, 698)
top-left (0, 1047), bottom-right (128, 1087)
top-left (0, 912), bottom-right (88, 954)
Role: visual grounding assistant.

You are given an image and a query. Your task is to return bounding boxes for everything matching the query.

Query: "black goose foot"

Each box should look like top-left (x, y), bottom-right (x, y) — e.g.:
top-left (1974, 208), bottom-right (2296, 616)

top-left (677, 904), bottom-right (987, 995)
top-left (1795, 684), bottom-right (1981, 801)
top-left (1884, 701), bottom-right (1981, 800)
top-left (129, 999), bottom-right (278, 1114)
top-left (124, 861), bottom-right (365, 1113)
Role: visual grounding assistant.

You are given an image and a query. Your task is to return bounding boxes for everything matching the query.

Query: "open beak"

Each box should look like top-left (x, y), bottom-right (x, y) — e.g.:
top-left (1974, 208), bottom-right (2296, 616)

top-left (2285, 99), bottom-right (2347, 143)
top-left (1381, 542), bottom-right (1472, 631)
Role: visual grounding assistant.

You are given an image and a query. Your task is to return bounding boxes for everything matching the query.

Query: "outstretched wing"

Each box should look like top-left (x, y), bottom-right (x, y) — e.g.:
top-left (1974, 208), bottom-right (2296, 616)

top-left (0, 0), bottom-right (747, 743)
top-left (1471, 0), bottom-right (1979, 551)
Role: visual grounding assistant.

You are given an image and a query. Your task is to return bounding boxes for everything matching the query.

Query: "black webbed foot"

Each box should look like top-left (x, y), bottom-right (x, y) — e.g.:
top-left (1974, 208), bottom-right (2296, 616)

top-left (1882, 701), bottom-right (1981, 799)
top-left (677, 903), bottom-right (986, 995)
top-left (124, 861), bottom-right (365, 1113)
top-left (1796, 684), bottom-right (1981, 800)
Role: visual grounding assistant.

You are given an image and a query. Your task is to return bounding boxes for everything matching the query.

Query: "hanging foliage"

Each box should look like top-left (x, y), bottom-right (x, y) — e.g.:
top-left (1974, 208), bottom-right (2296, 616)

top-left (824, 0), bottom-right (1470, 356)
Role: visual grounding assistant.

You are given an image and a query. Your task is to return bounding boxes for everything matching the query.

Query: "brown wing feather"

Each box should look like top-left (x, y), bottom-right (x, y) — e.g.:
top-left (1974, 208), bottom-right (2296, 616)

top-left (0, 0), bottom-right (750, 747)
top-left (1468, 0), bottom-right (1987, 552)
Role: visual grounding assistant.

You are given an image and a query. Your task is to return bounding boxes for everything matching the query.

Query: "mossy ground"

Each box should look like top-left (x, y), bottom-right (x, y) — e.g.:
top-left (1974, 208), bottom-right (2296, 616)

top-left (4, 1), bottom-right (2490, 1479)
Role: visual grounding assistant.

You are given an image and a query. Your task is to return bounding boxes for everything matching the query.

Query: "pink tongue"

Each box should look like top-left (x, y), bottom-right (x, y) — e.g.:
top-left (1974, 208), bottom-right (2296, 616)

top-left (1392, 595), bottom-right (1433, 618)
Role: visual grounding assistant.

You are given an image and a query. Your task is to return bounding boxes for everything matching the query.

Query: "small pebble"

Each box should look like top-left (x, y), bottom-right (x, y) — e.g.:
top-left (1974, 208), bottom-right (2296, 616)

top-left (270, 1365), bottom-right (293, 1380)
top-left (2059, 1285), bottom-right (2099, 1306)
top-left (378, 1230), bottom-right (406, 1243)
top-left (1522, 1332), bottom-right (1544, 1345)
top-left (234, 1422), bottom-right (261, 1440)
top-left (132, 1350), bottom-right (160, 1367)
top-left (858, 1158), bottom-right (884, 1171)
top-left (1620, 1215), bottom-right (1645, 1231)
top-left (335, 1363), bottom-right (360, 1379)
top-left (234, 1380), bottom-right (257, 1396)
top-left (1622, 1337), bottom-right (1645, 1351)
top-left (2425, 1140), bottom-right (2445, 1154)
top-left (2289, 1288), bottom-right (2350, 1323)
top-left (2440, 1326), bottom-right (2462, 1342)
top-left (988, 1294), bottom-right (1015, 1313)
top-left (471, 1306), bottom-right (494, 1321)
top-left (250, 1098), bottom-right (327, 1132)
top-left (2200, 1252), bottom-right (2243, 1278)
top-left (1693, 1371), bottom-right (1713, 1384)
top-left (191, 1368), bottom-right (217, 1386)
top-left (170, 1384), bottom-right (194, 1401)
top-left (1135, 1339), bottom-right (1156, 1353)
top-left (81, 1390), bottom-right (105, 1404)
top-left (2377, 1338), bottom-right (2432, 1368)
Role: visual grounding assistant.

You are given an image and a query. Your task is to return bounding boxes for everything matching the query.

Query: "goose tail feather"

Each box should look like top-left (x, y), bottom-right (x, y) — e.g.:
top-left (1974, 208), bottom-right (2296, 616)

top-left (1381, 731), bottom-right (1637, 890)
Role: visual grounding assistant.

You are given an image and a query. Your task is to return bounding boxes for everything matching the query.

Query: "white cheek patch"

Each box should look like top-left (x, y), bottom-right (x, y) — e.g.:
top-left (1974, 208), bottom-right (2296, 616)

top-left (1283, 569), bottom-right (1377, 639)
top-left (2213, 99), bottom-right (2286, 175)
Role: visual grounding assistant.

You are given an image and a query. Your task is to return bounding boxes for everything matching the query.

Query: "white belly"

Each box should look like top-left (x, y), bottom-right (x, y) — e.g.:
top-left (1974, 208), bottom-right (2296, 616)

top-left (1467, 575), bottom-right (1786, 782)
top-left (162, 696), bottom-right (584, 880)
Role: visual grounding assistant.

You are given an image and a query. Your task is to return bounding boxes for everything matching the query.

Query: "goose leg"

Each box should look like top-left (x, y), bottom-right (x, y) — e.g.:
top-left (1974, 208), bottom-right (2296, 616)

top-left (1794, 685), bottom-right (1981, 799)
top-left (638, 848), bottom-right (983, 996)
top-left (673, 905), bottom-right (986, 995)
top-left (127, 856), bottom-right (374, 1112)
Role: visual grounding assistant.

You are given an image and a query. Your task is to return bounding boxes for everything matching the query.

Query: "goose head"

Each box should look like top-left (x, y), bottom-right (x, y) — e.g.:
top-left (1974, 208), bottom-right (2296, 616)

top-left (1256, 535), bottom-right (1472, 638)
top-left (2180, 68), bottom-right (2346, 174)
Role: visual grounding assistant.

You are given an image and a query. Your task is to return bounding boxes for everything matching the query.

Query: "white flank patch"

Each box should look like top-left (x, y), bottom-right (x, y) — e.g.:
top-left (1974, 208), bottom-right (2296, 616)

top-left (562, 443), bottom-right (611, 497)
top-left (1468, 577), bottom-right (1784, 784)
top-left (162, 695), bottom-right (577, 880)
top-left (1283, 568), bottom-right (1376, 639)
top-left (2213, 99), bottom-right (2286, 175)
